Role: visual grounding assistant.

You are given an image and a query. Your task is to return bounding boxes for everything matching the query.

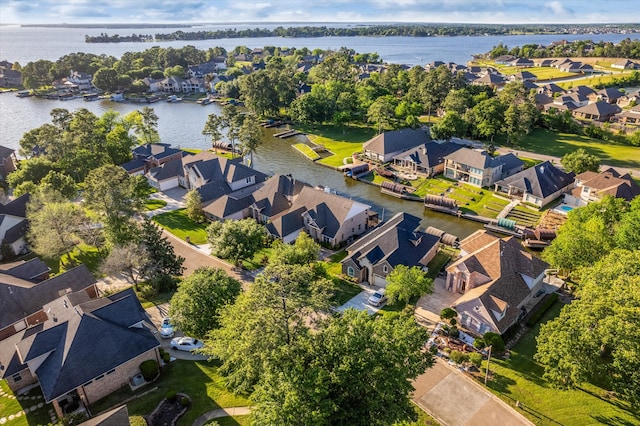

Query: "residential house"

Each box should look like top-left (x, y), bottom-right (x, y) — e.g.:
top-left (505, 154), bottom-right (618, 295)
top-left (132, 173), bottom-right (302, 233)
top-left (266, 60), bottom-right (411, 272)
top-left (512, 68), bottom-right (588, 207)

top-left (121, 143), bottom-right (184, 175)
top-left (362, 128), bottom-right (431, 163)
top-left (588, 88), bottom-right (624, 104)
top-left (181, 77), bottom-right (205, 93)
top-left (248, 174), bottom-right (306, 223)
top-left (443, 148), bottom-right (524, 187)
top-left (187, 61), bottom-right (219, 78)
top-left (446, 232), bottom-right (551, 335)
top-left (557, 61), bottom-right (594, 74)
top-left (572, 101), bottom-right (621, 122)
top-left (570, 85), bottom-right (596, 98)
top-left (0, 68), bottom-right (22, 87)
top-left (0, 145), bottom-right (17, 180)
top-left (611, 59), bottom-right (639, 70)
top-left (533, 59), bottom-right (554, 67)
top-left (509, 58), bottom-right (534, 68)
top-left (546, 92), bottom-right (588, 111)
top-left (392, 141), bottom-right (463, 176)
top-left (0, 286), bottom-right (159, 418)
top-left (341, 212), bottom-right (440, 287)
top-left (266, 186), bottom-right (371, 246)
top-left (564, 168), bottom-right (640, 207)
top-left (472, 73), bottom-right (507, 89)
top-left (537, 83), bottom-right (565, 97)
top-left (615, 104), bottom-right (640, 124)
top-left (509, 71), bottom-right (537, 82)
top-left (141, 77), bottom-right (162, 93)
top-left (493, 55), bottom-right (517, 65)
top-left (159, 76), bottom-right (184, 93)
top-left (494, 161), bottom-right (575, 207)
top-left (67, 71), bottom-right (93, 91)
top-left (0, 194), bottom-right (32, 257)
top-left (616, 90), bottom-right (640, 108)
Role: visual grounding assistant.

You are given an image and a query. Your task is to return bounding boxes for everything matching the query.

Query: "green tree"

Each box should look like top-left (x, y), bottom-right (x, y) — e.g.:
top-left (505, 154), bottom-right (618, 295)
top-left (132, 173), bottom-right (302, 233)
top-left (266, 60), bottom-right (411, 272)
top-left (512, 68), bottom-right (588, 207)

top-left (367, 95), bottom-right (396, 134)
top-left (170, 267), bottom-right (242, 338)
top-left (271, 232), bottom-right (320, 266)
top-left (536, 250), bottom-right (640, 405)
top-left (27, 198), bottom-right (86, 266)
top-left (39, 170), bottom-right (77, 200)
top-left (21, 60), bottom-right (54, 90)
top-left (239, 69), bottom-right (279, 117)
top-left (471, 97), bottom-right (505, 142)
top-left (92, 67), bottom-right (119, 92)
top-left (202, 113), bottom-right (224, 152)
top-left (237, 115), bottom-right (263, 168)
top-left (184, 189), bottom-right (205, 223)
top-left (127, 107), bottom-right (160, 145)
top-left (430, 111), bottom-right (467, 141)
top-left (560, 148), bottom-right (601, 174)
top-left (207, 218), bottom-right (265, 265)
top-left (220, 105), bottom-right (242, 157)
top-left (479, 332), bottom-right (505, 353)
top-left (385, 264), bottom-right (433, 306)
top-left (138, 217), bottom-right (185, 284)
top-left (99, 243), bottom-right (147, 289)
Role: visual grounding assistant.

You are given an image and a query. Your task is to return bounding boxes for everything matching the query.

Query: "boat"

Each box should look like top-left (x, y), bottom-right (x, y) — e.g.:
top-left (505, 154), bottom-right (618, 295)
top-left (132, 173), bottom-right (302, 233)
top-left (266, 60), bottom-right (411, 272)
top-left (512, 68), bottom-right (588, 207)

top-left (15, 90), bottom-right (32, 98)
top-left (166, 95), bottom-right (183, 103)
top-left (83, 93), bottom-right (100, 101)
top-left (198, 97), bottom-right (213, 105)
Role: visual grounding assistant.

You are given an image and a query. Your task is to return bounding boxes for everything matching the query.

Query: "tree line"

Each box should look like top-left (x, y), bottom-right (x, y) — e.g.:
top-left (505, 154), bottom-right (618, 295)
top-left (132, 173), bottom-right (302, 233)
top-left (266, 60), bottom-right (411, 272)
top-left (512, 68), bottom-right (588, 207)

top-left (84, 23), bottom-right (640, 43)
top-left (487, 38), bottom-right (640, 60)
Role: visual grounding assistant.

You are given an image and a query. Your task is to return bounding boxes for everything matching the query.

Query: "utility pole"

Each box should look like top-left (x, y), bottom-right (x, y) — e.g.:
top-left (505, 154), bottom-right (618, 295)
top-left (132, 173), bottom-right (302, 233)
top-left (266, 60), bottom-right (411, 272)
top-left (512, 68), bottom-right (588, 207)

top-left (484, 345), bottom-right (492, 385)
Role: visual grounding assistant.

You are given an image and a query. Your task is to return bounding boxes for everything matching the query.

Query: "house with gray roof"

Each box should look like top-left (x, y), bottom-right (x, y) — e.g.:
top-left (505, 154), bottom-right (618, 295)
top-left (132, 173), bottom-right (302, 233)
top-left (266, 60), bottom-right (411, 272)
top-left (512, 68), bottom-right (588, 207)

top-left (0, 287), bottom-right (159, 418)
top-left (362, 128), bottom-right (431, 163)
top-left (564, 168), bottom-right (640, 207)
top-left (494, 161), bottom-right (575, 207)
top-left (443, 148), bottom-right (524, 187)
top-left (341, 212), bottom-right (440, 287)
top-left (0, 145), bottom-right (17, 180)
top-left (572, 101), bottom-right (621, 122)
top-left (446, 232), bottom-right (553, 335)
top-left (266, 186), bottom-right (372, 246)
top-left (0, 194), bottom-right (33, 257)
top-left (392, 141), bottom-right (463, 176)
top-left (122, 143), bottom-right (184, 175)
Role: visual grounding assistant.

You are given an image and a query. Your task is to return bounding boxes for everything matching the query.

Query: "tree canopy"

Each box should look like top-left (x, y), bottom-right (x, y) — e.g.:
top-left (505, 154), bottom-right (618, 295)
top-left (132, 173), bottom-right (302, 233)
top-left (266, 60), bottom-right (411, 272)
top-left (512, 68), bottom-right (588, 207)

top-left (385, 265), bottom-right (433, 306)
top-left (207, 218), bottom-right (265, 265)
top-left (560, 148), bottom-right (601, 174)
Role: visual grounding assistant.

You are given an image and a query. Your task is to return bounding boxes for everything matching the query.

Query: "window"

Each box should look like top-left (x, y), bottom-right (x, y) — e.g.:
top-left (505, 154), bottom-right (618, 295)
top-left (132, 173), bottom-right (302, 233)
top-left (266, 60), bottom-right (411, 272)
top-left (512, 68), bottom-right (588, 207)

top-left (12, 373), bottom-right (22, 382)
top-left (94, 374), bottom-right (104, 381)
top-left (383, 265), bottom-right (388, 273)
top-left (347, 267), bottom-right (355, 277)
top-left (246, 177), bottom-right (252, 183)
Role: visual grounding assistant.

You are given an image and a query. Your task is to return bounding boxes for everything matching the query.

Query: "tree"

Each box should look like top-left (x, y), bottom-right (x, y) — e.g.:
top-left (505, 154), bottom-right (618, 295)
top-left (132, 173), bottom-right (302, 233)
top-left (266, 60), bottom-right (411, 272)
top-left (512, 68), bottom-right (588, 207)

top-left (271, 232), bottom-right (320, 266)
top-left (169, 267), bottom-right (242, 338)
top-left (385, 265), bottom-right (433, 306)
top-left (27, 198), bottom-right (86, 265)
top-left (92, 67), bottom-right (119, 92)
top-left (39, 170), bottom-right (77, 200)
top-left (237, 115), bottom-right (263, 168)
top-left (440, 307), bottom-right (458, 324)
top-left (220, 105), bottom-right (242, 157)
top-left (100, 243), bottom-right (148, 289)
top-left (430, 111), bottom-right (467, 141)
top-left (21, 60), bottom-right (54, 90)
top-left (471, 97), bottom-right (505, 142)
top-left (536, 250), bottom-right (640, 405)
top-left (479, 332), bottom-right (505, 353)
top-left (207, 219), bottom-right (265, 265)
top-left (83, 165), bottom-right (149, 244)
top-left (560, 148), bottom-right (601, 174)
top-left (127, 107), bottom-right (160, 145)
top-left (252, 310), bottom-right (432, 425)
top-left (138, 217), bottom-right (185, 285)
top-left (184, 189), bottom-right (205, 223)
top-left (367, 96), bottom-right (396, 134)
top-left (202, 113), bottom-right (223, 152)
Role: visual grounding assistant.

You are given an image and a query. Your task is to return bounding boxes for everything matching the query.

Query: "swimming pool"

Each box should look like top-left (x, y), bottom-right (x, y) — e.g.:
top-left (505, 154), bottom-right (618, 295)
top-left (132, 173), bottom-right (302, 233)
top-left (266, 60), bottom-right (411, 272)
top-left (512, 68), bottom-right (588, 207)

top-left (559, 205), bottom-right (574, 212)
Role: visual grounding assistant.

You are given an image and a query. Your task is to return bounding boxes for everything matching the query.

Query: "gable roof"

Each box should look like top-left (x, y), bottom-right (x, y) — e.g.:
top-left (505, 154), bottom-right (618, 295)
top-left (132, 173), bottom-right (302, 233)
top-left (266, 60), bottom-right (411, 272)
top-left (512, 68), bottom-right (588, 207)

top-left (79, 405), bottom-right (130, 426)
top-left (15, 290), bottom-right (157, 402)
top-left (0, 265), bottom-right (96, 331)
top-left (0, 194), bottom-right (30, 217)
top-left (363, 128), bottom-right (431, 156)
top-left (392, 141), bottom-right (463, 169)
top-left (147, 158), bottom-right (184, 181)
top-left (573, 101), bottom-right (621, 117)
top-left (445, 148), bottom-right (523, 172)
top-left (575, 168), bottom-right (640, 201)
top-left (183, 151), bottom-right (267, 190)
top-left (495, 160), bottom-right (575, 199)
top-left (132, 143), bottom-right (182, 161)
top-left (250, 174), bottom-right (307, 218)
top-left (343, 212), bottom-right (440, 269)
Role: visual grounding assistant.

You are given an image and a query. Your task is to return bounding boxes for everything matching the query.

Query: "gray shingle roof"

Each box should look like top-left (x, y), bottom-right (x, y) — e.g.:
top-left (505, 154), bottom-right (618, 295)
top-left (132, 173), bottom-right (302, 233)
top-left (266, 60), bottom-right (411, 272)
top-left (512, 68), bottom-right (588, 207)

top-left (363, 128), bottom-right (431, 156)
top-left (392, 141), bottom-right (463, 169)
top-left (495, 161), bottom-right (574, 199)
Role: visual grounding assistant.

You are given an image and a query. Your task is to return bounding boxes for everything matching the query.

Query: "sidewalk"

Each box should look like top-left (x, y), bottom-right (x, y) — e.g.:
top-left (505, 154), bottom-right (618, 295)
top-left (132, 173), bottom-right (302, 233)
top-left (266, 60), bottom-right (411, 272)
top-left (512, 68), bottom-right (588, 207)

top-left (192, 406), bottom-right (252, 426)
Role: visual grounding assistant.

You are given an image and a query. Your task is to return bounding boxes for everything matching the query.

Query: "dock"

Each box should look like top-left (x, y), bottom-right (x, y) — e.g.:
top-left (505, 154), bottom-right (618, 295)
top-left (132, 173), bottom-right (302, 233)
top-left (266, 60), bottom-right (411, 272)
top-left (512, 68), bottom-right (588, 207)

top-left (274, 129), bottom-right (303, 138)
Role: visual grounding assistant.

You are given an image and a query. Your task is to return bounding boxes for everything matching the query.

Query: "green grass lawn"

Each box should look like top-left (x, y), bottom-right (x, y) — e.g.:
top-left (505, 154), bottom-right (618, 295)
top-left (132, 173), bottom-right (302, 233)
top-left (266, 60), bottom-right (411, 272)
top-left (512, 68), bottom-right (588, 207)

top-left (557, 72), bottom-right (633, 89)
top-left (145, 199), bottom-right (168, 211)
top-left (45, 243), bottom-right (104, 275)
top-left (152, 209), bottom-right (209, 245)
top-left (91, 360), bottom-right (251, 426)
top-left (514, 128), bottom-right (640, 169)
top-left (321, 250), bottom-right (363, 306)
top-left (294, 123), bottom-right (376, 168)
top-left (519, 156), bottom-right (541, 169)
top-left (292, 143), bottom-right (320, 160)
top-left (425, 252), bottom-right (452, 279)
top-left (137, 290), bottom-right (175, 309)
top-left (241, 246), bottom-right (274, 270)
top-left (0, 380), bottom-right (53, 426)
top-left (469, 61), bottom-right (574, 80)
top-left (479, 302), bottom-right (640, 426)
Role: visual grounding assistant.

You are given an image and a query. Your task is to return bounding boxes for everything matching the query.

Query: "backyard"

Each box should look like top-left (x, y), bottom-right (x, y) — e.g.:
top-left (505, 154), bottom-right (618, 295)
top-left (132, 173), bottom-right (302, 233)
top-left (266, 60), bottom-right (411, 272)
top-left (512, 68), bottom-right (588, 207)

top-left (479, 302), bottom-right (640, 426)
top-left (295, 123), bottom-right (376, 168)
top-left (152, 209), bottom-right (209, 245)
top-left (0, 381), bottom-right (53, 426)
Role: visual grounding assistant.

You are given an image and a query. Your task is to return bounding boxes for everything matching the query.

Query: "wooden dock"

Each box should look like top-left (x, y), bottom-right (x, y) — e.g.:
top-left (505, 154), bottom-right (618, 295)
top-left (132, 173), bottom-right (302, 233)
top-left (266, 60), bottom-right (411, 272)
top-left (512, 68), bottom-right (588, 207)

top-left (274, 129), bottom-right (303, 138)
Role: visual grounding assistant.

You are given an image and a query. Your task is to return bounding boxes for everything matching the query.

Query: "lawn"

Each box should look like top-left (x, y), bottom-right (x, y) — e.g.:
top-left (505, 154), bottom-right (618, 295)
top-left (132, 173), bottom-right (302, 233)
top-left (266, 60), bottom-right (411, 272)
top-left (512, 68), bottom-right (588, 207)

top-left (152, 209), bottom-right (209, 245)
top-left (469, 61), bottom-right (574, 80)
top-left (0, 380), bottom-right (53, 426)
top-left (514, 128), bottom-right (640, 169)
top-left (90, 360), bottom-right (251, 426)
top-left (241, 246), bottom-right (274, 270)
top-left (145, 198), bottom-right (167, 211)
top-left (294, 123), bottom-right (376, 168)
top-left (292, 143), bottom-right (320, 160)
top-left (479, 302), bottom-right (640, 426)
top-left (45, 243), bottom-right (103, 275)
top-left (322, 250), bottom-right (363, 306)
top-left (557, 72), bottom-right (633, 89)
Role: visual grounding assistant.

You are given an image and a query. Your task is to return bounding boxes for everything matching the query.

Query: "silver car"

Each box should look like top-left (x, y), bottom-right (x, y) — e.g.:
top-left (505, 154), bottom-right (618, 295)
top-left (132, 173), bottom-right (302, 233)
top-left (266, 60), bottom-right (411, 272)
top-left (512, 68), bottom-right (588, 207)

top-left (170, 336), bottom-right (204, 352)
top-left (368, 289), bottom-right (387, 306)
top-left (159, 317), bottom-right (174, 338)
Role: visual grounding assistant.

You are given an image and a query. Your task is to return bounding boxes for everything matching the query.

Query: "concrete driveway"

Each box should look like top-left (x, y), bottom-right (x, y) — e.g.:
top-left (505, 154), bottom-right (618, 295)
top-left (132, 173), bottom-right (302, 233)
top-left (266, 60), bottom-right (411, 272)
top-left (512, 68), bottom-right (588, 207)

top-left (415, 277), bottom-right (460, 326)
top-left (335, 288), bottom-right (383, 315)
top-left (145, 303), bottom-right (208, 361)
top-left (413, 358), bottom-right (533, 426)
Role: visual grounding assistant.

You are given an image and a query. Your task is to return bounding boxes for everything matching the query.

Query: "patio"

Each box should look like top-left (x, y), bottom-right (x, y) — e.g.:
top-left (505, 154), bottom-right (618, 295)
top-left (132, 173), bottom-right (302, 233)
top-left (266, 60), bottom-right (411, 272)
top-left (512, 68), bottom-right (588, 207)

top-left (415, 277), bottom-right (460, 327)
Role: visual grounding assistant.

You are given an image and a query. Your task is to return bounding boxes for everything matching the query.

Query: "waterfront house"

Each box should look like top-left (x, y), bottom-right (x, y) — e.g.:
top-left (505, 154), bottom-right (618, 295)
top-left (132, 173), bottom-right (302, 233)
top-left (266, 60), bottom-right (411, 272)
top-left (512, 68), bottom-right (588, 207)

top-left (0, 68), bottom-right (22, 87)
top-left (563, 168), bottom-right (640, 207)
top-left (493, 55), bottom-right (517, 65)
top-left (159, 76), bottom-right (184, 93)
top-left (392, 141), bottom-right (463, 176)
top-left (446, 232), bottom-right (551, 335)
top-left (443, 148), bottom-right (524, 187)
top-left (572, 101), bottom-right (621, 122)
top-left (67, 71), bottom-right (93, 91)
top-left (362, 128), bottom-right (431, 163)
top-left (141, 77), bottom-right (162, 93)
top-left (0, 194), bottom-right (31, 257)
top-left (509, 58), bottom-right (534, 68)
top-left (341, 212), bottom-right (440, 287)
top-left (181, 77), bottom-right (205, 93)
top-left (0, 145), bottom-right (17, 180)
top-left (121, 143), bottom-right (184, 175)
top-left (0, 286), bottom-right (159, 418)
top-left (494, 161), bottom-right (575, 207)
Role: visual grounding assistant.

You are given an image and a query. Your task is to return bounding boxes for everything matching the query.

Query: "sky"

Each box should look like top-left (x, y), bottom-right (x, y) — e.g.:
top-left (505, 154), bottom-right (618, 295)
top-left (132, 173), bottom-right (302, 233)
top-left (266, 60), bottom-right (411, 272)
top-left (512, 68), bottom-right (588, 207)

top-left (0, 0), bottom-right (639, 25)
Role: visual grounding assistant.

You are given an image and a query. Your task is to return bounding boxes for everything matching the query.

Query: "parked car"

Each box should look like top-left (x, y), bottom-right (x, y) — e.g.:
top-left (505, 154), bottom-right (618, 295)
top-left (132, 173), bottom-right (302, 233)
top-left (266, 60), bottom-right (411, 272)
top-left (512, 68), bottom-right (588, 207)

top-left (159, 317), bottom-right (174, 338)
top-left (368, 289), bottom-right (387, 306)
top-left (170, 336), bottom-right (204, 352)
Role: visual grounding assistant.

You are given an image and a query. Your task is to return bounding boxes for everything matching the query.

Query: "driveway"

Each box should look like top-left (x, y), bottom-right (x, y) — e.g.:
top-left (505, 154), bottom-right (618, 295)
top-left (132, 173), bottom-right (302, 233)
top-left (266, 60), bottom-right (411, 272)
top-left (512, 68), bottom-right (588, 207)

top-left (335, 288), bottom-right (383, 315)
top-left (413, 358), bottom-right (533, 426)
top-left (415, 277), bottom-right (460, 327)
top-left (145, 303), bottom-right (208, 361)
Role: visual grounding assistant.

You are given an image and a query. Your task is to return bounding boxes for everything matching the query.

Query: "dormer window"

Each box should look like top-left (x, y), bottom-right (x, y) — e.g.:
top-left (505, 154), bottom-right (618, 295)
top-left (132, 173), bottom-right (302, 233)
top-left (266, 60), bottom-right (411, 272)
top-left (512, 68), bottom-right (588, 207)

top-left (383, 265), bottom-right (388, 273)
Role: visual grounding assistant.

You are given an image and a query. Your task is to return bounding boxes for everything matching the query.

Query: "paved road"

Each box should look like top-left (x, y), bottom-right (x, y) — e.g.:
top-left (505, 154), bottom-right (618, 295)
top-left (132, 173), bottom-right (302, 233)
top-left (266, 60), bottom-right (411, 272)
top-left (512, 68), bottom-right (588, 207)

top-left (413, 358), bottom-right (534, 426)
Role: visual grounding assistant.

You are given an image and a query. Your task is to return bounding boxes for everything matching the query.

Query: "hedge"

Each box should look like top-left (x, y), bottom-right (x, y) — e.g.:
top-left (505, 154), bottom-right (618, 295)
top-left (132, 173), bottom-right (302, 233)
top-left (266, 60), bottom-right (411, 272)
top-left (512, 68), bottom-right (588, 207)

top-left (525, 293), bottom-right (559, 327)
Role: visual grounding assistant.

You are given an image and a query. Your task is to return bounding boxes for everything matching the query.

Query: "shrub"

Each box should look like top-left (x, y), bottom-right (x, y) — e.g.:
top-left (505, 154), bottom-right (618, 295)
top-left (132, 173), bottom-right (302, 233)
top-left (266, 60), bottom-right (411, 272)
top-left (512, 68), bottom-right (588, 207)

top-left (159, 348), bottom-right (165, 357)
top-left (140, 359), bottom-right (159, 381)
top-left (440, 307), bottom-right (457, 321)
top-left (525, 293), bottom-right (559, 327)
top-left (163, 352), bottom-right (170, 363)
top-left (473, 338), bottom-right (485, 349)
top-left (468, 352), bottom-right (483, 368)
top-left (166, 391), bottom-right (177, 402)
top-left (130, 416), bottom-right (147, 426)
top-left (429, 345), bottom-right (438, 355)
top-left (180, 396), bottom-right (190, 407)
top-left (449, 318), bottom-right (457, 326)
top-left (482, 332), bottom-right (505, 353)
top-left (448, 326), bottom-right (460, 338)
top-left (450, 350), bottom-right (469, 364)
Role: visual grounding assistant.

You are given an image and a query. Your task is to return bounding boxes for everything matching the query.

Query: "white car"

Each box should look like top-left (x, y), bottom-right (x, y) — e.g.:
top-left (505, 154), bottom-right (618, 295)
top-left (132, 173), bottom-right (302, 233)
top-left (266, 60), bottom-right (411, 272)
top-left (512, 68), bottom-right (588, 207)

top-left (159, 317), bottom-right (174, 338)
top-left (170, 336), bottom-right (204, 352)
top-left (368, 289), bottom-right (387, 307)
